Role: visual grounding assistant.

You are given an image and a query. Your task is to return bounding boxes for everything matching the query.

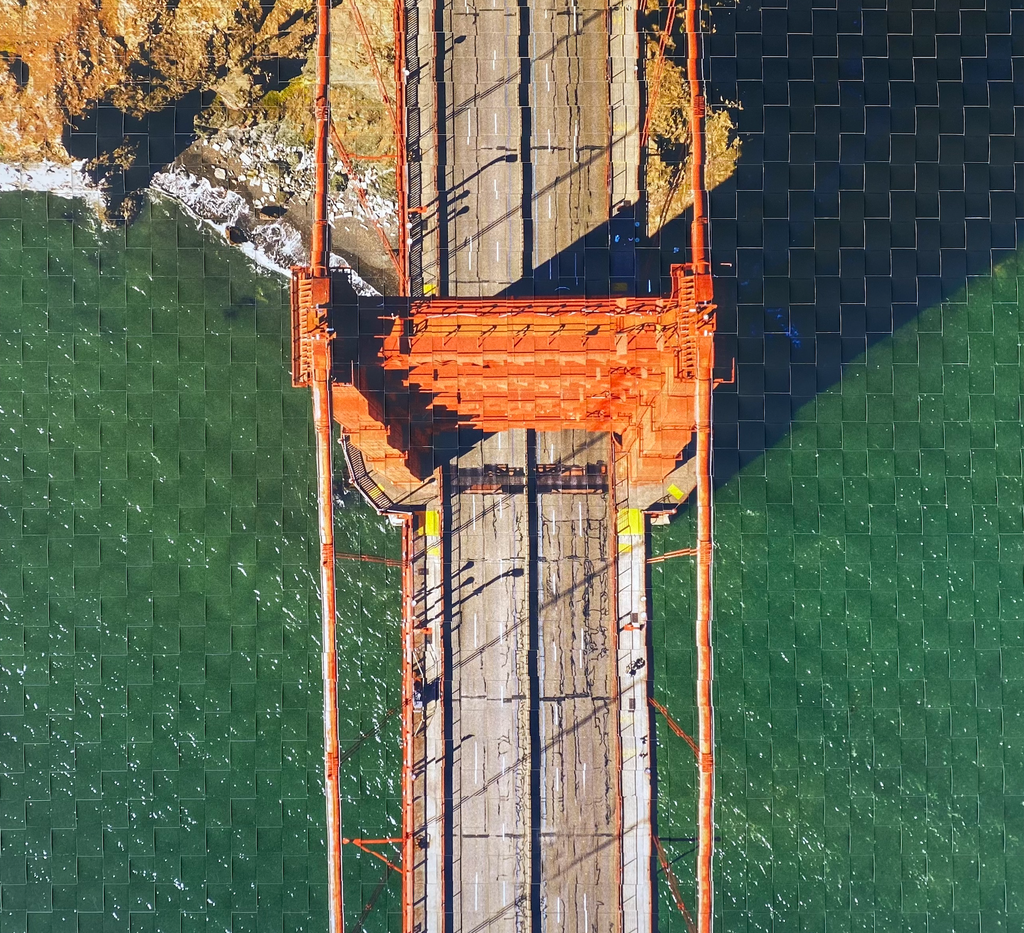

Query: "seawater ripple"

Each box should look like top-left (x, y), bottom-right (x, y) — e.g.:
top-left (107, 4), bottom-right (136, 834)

top-left (0, 193), bottom-right (402, 932)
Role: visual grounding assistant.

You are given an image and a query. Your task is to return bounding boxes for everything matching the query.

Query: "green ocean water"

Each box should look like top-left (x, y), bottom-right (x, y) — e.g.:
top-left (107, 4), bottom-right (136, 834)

top-left (0, 193), bottom-right (403, 933)
top-left (2, 188), bottom-right (1022, 933)
top-left (652, 253), bottom-right (1024, 930)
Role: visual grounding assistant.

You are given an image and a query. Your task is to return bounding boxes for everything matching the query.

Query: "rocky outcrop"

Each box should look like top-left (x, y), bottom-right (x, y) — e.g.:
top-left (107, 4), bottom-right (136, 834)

top-left (0, 0), bottom-right (314, 163)
top-left (0, 0), bottom-right (400, 291)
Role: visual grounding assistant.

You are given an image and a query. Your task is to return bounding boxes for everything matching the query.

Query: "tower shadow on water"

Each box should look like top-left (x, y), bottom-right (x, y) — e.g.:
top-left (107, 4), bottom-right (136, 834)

top-left (479, 0), bottom-right (1024, 489)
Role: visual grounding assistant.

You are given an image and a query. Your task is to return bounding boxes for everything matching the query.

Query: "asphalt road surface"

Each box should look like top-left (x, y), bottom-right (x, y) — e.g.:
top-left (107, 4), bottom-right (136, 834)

top-left (447, 431), bottom-right (533, 933)
top-left (445, 430), bottom-right (619, 933)
top-left (413, 0), bottom-right (615, 296)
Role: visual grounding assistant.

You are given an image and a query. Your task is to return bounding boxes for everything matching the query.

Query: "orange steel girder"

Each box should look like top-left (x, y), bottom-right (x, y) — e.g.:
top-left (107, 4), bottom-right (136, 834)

top-left (330, 265), bottom-right (715, 486)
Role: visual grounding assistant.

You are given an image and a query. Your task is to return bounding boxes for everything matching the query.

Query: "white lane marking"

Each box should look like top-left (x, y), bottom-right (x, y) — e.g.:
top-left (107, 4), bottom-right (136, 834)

top-left (547, 194), bottom-right (552, 218)
top-left (557, 897), bottom-right (562, 925)
top-left (583, 762), bottom-right (587, 793)
top-left (467, 107), bottom-right (472, 145)
top-left (584, 893), bottom-right (589, 931)
top-left (573, 118), bottom-right (580, 163)
top-left (493, 49), bottom-right (497, 70)
top-left (494, 112), bottom-right (498, 133)
top-left (552, 639), bottom-right (557, 668)
top-left (494, 177), bottom-right (499, 201)
top-left (547, 128), bottom-right (552, 152)
top-left (577, 500), bottom-right (583, 537)
top-left (467, 236), bottom-right (474, 270)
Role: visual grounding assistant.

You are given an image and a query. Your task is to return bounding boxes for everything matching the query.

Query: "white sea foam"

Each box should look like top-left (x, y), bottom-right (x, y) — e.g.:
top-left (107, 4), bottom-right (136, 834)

top-left (0, 159), bottom-right (381, 296)
top-left (150, 165), bottom-right (380, 295)
top-left (0, 159), bottom-right (105, 210)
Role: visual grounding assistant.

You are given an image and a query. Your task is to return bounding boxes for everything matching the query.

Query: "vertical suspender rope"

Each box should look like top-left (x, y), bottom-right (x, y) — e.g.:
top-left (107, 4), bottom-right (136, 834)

top-left (684, 0), bottom-right (715, 930)
top-left (312, 335), bottom-right (346, 933)
top-left (311, 0), bottom-right (332, 279)
top-left (400, 517), bottom-right (416, 933)
top-left (694, 333), bottom-right (714, 933)
top-left (685, 0), bottom-right (709, 279)
top-left (310, 0), bottom-right (344, 929)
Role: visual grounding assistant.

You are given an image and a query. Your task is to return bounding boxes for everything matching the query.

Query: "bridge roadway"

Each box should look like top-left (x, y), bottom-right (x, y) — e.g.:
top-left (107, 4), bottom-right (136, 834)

top-left (445, 429), bottom-right (619, 933)
top-left (406, 0), bottom-right (639, 295)
top-left (399, 0), bottom-right (653, 923)
top-left (403, 430), bottom-right (635, 932)
top-left (405, 432), bottom-right (655, 933)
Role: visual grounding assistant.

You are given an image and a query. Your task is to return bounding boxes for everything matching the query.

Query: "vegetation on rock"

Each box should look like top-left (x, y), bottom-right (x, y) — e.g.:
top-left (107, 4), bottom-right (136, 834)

top-left (0, 0), bottom-right (314, 162)
top-left (642, 2), bottom-right (740, 236)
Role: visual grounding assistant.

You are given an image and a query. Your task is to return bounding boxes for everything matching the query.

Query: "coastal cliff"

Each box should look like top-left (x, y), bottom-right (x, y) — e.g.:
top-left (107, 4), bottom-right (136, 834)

top-left (0, 0), bottom-right (399, 291)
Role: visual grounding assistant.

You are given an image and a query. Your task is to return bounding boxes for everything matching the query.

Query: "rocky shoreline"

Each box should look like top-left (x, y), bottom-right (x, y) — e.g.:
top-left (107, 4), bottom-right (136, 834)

top-left (0, 156), bottom-right (383, 295)
top-left (151, 165), bottom-right (381, 295)
top-left (0, 0), bottom-right (401, 294)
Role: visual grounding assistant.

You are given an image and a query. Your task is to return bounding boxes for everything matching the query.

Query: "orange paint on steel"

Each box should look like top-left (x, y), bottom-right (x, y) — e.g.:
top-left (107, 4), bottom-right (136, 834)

top-left (337, 552), bottom-right (403, 567)
top-left (649, 697), bottom-right (699, 757)
top-left (329, 120), bottom-right (404, 282)
top-left (653, 835), bottom-right (697, 933)
top-left (393, 0), bottom-right (410, 292)
top-left (685, 0), bottom-right (709, 277)
top-left (334, 279), bottom-right (707, 485)
top-left (400, 516), bottom-right (417, 933)
top-left (647, 546), bottom-right (698, 563)
top-left (311, 333), bottom-right (346, 933)
top-left (344, 838), bottom-right (403, 874)
top-left (693, 176), bottom-right (716, 933)
top-left (345, 0), bottom-right (400, 133)
top-left (311, 0), bottom-right (331, 277)
top-left (681, 0), bottom-right (715, 925)
top-left (638, 0), bottom-right (678, 151)
top-left (692, 287), bottom-right (716, 927)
